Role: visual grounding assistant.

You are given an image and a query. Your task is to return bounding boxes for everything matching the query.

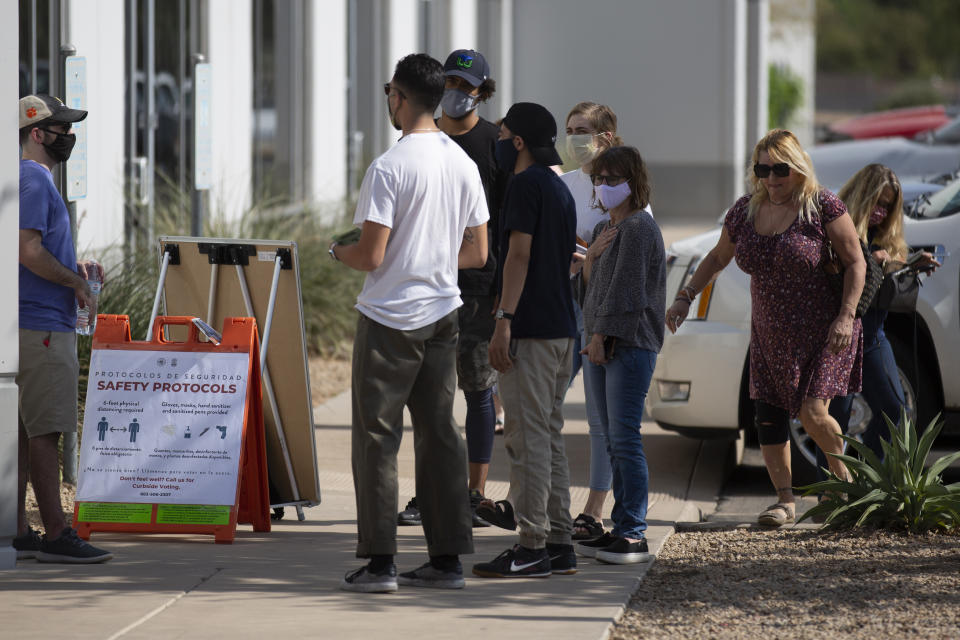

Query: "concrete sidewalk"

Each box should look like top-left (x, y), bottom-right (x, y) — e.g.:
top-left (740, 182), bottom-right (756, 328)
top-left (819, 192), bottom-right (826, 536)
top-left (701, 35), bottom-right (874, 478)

top-left (1, 373), bottom-right (728, 640)
top-left (2, 221), bottom-right (726, 639)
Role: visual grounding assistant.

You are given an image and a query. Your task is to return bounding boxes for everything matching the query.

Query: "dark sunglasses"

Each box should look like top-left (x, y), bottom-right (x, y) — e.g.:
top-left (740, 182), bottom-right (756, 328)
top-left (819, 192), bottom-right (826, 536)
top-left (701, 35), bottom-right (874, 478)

top-left (753, 162), bottom-right (790, 179)
top-left (383, 82), bottom-right (405, 99)
top-left (591, 175), bottom-right (626, 186)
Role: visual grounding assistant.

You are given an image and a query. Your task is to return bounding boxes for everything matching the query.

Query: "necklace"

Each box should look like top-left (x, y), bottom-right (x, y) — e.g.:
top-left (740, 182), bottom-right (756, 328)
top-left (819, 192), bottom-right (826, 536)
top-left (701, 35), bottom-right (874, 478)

top-left (404, 128), bottom-right (440, 135)
top-left (769, 195), bottom-right (793, 206)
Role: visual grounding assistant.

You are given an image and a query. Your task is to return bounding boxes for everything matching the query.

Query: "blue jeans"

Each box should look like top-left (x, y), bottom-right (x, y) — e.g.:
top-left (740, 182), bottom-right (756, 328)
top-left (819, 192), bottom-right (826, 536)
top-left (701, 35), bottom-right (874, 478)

top-left (825, 312), bottom-right (904, 477)
top-left (582, 346), bottom-right (657, 540)
top-left (569, 300), bottom-right (584, 387)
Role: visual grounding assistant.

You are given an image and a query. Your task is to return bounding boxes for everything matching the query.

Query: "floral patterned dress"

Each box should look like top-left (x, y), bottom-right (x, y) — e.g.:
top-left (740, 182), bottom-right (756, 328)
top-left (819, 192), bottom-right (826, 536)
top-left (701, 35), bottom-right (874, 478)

top-left (724, 190), bottom-right (862, 417)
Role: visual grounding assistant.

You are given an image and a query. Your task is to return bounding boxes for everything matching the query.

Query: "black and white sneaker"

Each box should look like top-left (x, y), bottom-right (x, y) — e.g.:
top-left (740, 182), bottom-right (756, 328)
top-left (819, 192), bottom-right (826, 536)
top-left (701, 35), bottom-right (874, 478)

top-left (13, 527), bottom-right (42, 560)
top-left (575, 531), bottom-right (618, 558)
top-left (398, 561), bottom-right (465, 589)
top-left (472, 545), bottom-right (551, 578)
top-left (36, 527), bottom-right (113, 564)
top-left (595, 537), bottom-right (651, 565)
top-left (340, 563), bottom-right (398, 593)
top-left (546, 542), bottom-right (577, 575)
top-left (397, 497), bottom-right (421, 526)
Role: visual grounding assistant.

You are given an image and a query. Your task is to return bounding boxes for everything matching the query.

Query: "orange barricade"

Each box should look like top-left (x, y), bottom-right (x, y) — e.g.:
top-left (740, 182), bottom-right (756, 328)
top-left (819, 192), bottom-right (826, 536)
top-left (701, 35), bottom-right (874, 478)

top-left (72, 315), bottom-right (271, 543)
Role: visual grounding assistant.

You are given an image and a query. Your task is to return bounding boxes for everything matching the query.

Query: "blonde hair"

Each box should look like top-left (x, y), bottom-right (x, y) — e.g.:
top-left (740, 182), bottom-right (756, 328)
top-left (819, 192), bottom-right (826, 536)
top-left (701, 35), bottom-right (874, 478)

top-left (566, 102), bottom-right (624, 154)
top-left (746, 129), bottom-right (821, 224)
top-left (837, 164), bottom-right (908, 262)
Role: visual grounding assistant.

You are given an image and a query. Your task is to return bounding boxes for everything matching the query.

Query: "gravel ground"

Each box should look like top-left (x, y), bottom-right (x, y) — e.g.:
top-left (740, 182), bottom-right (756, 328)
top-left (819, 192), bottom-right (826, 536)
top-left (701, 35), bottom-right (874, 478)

top-left (613, 528), bottom-right (960, 640)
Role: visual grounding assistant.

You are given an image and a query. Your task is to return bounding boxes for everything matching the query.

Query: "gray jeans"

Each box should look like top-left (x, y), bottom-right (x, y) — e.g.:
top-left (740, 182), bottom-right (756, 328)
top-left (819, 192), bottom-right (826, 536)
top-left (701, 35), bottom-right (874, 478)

top-left (350, 310), bottom-right (474, 558)
top-left (500, 337), bottom-right (574, 549)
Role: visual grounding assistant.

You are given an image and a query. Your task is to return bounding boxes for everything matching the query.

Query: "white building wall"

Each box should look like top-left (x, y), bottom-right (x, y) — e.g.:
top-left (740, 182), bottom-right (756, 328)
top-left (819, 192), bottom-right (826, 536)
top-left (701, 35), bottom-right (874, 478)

top-left (0, 0), bottom-right (19, 571)
top-left (67, 0), bottom-right (127, 254)
top-left (307, 0), bottom-right (347, 215)
top-left (767, 0), bottom-right (816, 146)
top-left (511, 0), bottom-right (751, 220)
top-left (448, 0), bottom-right (478, 50)
top-left (205, 0), bottom-right (254, 220)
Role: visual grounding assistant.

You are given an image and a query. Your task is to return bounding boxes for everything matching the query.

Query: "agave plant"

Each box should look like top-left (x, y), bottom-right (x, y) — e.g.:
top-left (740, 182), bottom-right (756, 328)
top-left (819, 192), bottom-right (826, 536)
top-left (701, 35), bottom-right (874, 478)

top-left (798, 409), bottom-right (960, 533)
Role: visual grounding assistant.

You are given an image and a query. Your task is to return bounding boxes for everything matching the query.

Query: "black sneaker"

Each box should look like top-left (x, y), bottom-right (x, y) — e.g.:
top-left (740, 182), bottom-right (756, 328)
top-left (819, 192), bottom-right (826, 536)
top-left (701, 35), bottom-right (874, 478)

top-left (575, 531), bottom-right (619, 559)
top-left (595, 537), bottom-right (651, 565)
top-left (546, 542), bottom-right (577, 575)
top-left (340, 563), bottom-right (398, 593)
top-left (36, 527), bottom-right (113, 564)
top-left (469, 489), bottom-right (490, 528)
top-left (13, 527), bottom-right (42, 560)
top-left (472, 545), bottom-right (551, 578)
top-left (397, 497), bottom-right (421, 526)
top-left (398, 561), bottom-right (465, 589)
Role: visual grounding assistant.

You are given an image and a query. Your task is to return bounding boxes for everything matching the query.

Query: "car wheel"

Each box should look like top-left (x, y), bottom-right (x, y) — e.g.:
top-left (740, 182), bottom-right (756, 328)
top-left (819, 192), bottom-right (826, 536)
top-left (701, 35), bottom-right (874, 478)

top-left (887, 332), bottom-right (940, 431)
top-left (788, 366), bottom-right (917, 486)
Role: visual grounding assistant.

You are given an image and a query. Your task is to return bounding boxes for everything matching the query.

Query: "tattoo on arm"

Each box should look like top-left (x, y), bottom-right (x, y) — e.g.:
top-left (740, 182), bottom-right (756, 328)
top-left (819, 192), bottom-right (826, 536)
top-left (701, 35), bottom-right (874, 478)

top-left (464, 228), bottom-right (475, 244)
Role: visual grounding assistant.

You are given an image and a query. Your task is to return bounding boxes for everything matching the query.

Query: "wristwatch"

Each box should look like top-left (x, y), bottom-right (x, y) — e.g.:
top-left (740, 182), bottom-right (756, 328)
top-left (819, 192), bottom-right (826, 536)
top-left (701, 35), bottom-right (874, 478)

top-left (495, 309), bottom-right (514, 320)
top-left (328, 241), bottom-right (339, 261)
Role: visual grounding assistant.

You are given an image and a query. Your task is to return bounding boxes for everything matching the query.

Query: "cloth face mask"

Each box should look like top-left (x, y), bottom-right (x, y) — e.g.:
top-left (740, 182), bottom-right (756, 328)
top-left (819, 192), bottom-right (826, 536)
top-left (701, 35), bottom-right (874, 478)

top-left (596, 182), bottom-right (632, 210)
top-left (495, 139), bottom-right (519, 173)
top-left (869, 205), bottom-right (888, 227)
top-left (440, 88), bottom-right (479, 119)
top-left (40, 129), bottom-right (77, 163)
top-left (566, 134), bottom-right (599, 167)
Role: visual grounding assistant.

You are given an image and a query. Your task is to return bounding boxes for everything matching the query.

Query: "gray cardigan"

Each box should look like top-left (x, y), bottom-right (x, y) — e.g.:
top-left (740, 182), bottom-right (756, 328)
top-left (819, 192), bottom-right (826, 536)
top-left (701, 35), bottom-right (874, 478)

top-left (582, 211), bottom-right (666, 353)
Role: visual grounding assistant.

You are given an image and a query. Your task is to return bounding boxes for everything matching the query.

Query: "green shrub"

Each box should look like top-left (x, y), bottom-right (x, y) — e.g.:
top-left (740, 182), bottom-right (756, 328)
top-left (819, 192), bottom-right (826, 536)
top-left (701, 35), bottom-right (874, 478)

top-left (768, 64), bottom-right (804, 130)
top-left (798, 409), bottom-right (960, 533)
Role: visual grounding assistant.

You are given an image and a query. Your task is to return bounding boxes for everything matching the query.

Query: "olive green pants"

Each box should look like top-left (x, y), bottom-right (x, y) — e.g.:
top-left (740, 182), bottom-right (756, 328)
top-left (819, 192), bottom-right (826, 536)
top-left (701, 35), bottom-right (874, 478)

top-left (350, 310), bottom-right (474, 558)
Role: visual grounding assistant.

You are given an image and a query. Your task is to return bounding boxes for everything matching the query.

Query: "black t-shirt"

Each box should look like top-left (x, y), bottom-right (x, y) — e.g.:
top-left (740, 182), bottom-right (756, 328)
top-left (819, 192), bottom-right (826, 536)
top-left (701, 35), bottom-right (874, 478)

top-left (498, 164), bottom-right (577, 339)
top-left (446, 117), bottom-right (506, 296)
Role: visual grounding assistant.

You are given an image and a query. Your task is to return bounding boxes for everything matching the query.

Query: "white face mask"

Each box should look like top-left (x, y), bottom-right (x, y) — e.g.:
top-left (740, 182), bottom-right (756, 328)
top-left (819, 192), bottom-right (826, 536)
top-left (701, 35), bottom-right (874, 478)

top-left (596, 182), bottom-right (632, 211)
top-left (566, 134), bottom-right (599, 167)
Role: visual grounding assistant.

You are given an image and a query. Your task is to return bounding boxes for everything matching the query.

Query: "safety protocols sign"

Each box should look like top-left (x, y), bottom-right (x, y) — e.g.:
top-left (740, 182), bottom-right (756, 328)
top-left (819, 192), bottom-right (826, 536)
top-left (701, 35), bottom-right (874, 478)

top-left (77, 349), bottom-right (250, 506)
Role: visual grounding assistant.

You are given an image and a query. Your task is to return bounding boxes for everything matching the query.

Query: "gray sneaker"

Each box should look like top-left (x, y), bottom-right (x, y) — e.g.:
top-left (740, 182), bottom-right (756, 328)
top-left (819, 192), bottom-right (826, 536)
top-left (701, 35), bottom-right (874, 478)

top-left (36, 527), bottom-right (113, 564)
top-left (13, 527), bottom-right (42, 560)
top-left (340, 564), bottom-right (398, 593)
top-left (398, 561), bottom-right (465, 589)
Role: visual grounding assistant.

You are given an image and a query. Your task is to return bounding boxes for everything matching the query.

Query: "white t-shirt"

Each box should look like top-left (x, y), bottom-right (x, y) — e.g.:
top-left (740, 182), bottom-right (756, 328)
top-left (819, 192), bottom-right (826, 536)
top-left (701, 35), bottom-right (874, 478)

top-left (354, 132), bottom-right (489, 330)
top-left (560, 168), bottom-right (653, 244)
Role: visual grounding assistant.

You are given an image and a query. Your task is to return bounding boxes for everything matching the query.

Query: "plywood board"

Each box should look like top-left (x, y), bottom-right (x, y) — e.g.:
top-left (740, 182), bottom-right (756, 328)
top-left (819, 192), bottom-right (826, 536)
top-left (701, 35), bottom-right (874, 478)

top-left (157, 236), bottom-right (320, 506)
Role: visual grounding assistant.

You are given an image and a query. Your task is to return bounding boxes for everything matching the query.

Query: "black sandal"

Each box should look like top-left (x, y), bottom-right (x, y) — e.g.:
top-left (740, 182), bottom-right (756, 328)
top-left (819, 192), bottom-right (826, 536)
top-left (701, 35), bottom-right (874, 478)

top-left (475, 499), bottom-right (517, 531)
top-left (572, 513), bottom-right (604, 540)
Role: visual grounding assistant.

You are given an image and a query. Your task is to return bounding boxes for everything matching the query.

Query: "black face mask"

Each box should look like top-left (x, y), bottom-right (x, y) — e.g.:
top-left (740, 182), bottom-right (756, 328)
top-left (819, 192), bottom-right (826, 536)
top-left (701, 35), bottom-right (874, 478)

top-left (39, 128), bottom-right (76, 163)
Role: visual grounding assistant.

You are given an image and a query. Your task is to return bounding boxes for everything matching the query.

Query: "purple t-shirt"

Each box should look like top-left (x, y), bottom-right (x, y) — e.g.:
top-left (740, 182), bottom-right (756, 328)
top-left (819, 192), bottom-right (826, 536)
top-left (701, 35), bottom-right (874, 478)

top-left (20, 159), bottom-right (78, 331)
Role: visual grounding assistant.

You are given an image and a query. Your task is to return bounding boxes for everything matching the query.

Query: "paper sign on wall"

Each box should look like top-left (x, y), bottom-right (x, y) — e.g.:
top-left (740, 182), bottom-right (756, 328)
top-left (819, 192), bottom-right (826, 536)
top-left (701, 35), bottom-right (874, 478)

top-left (77, 349), bottom-right (250, 506)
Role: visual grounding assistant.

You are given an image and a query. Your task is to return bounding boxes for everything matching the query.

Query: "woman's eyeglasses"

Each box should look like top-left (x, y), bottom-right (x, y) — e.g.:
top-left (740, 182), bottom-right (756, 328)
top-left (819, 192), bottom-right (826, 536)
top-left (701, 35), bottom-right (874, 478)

top-left (753, 162), bottom-right (790, 179)
top-left (591, 175), bottom-right (626, 186)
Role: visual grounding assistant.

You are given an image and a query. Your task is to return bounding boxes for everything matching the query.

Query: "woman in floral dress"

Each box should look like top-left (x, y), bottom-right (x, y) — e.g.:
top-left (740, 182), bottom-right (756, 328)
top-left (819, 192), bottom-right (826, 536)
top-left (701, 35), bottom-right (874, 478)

top-left (665, 129), bottom-right (865, 526)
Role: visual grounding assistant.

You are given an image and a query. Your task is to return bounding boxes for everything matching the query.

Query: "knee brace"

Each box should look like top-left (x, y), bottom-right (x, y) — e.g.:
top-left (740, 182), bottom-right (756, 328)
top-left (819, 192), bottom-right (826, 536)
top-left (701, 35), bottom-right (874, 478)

top-left (754, 400), bottom-right (789, 446)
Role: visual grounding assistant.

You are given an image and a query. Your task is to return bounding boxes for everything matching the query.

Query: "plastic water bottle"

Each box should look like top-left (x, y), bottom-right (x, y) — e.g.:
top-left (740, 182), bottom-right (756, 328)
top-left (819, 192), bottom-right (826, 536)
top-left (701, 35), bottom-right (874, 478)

top-left (76, 259), bottom-right (102, 336)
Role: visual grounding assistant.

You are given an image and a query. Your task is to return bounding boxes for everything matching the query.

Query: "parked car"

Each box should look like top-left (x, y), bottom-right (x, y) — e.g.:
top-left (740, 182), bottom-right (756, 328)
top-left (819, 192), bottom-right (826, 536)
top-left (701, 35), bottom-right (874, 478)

top-left (648, 177), bottom-right (960, 483)
top-left (822, 105), bottom-right (953, 142)
top-left (810, 114), bottom-right (960, 192)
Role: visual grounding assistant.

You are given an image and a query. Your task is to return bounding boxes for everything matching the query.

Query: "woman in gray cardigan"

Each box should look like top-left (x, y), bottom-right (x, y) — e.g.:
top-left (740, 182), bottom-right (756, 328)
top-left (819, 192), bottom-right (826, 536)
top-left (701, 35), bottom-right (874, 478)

top-left (574, 146), bottom-right (666, 565)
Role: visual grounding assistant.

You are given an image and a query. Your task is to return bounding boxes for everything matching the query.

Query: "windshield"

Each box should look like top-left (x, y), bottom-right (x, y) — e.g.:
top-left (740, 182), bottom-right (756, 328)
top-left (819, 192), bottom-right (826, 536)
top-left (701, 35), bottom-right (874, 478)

top-left (912, 177), bottom-right (960, 218)
top-left (932, 116), bottom-right (960, 144)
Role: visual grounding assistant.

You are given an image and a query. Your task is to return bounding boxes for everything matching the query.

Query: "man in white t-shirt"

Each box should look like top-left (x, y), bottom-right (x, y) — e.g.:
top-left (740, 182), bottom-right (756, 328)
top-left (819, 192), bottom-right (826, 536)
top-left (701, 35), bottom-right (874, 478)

top-left (330, 53), bottom-right (489, 593)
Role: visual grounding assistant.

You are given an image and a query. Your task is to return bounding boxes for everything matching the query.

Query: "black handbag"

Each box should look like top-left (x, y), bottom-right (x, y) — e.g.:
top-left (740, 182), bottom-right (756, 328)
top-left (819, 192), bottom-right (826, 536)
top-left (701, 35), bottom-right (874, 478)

top-left (822, 238), bottom-right (884, 318)
top-left (874, 267), bottom-right (920, 313)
